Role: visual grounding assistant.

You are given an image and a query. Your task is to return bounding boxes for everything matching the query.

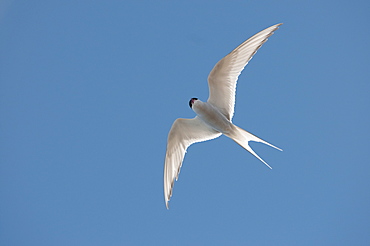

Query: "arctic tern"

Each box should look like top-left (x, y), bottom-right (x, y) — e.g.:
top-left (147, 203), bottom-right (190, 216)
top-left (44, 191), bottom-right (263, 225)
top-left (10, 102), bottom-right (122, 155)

top-left (164, 23), bottom-right (283, 209)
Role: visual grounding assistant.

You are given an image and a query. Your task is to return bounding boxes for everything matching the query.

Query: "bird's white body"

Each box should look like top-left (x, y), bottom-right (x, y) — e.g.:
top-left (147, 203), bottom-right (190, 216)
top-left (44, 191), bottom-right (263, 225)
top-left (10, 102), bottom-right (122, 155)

top-left (192, 100), bottom-right (233, 134)
top-left (164, 23), bottom-right (283, 209)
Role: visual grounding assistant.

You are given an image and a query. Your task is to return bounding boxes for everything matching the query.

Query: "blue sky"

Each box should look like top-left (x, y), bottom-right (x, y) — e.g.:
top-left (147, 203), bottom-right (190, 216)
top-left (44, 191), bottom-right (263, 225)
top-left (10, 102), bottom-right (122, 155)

top-left (1, 1), bottom-right (369, 245)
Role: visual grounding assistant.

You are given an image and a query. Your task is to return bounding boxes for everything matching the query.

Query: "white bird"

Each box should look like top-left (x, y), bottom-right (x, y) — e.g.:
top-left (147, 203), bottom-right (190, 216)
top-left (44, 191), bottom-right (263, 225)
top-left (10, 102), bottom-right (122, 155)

top-left (164, 23), bottom-right (283, 209)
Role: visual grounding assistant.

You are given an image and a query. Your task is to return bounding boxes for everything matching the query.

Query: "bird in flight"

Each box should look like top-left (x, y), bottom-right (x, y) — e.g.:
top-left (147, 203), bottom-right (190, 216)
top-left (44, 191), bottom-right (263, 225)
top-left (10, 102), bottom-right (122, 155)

top-left (164, 23), bottom-right (283, 209)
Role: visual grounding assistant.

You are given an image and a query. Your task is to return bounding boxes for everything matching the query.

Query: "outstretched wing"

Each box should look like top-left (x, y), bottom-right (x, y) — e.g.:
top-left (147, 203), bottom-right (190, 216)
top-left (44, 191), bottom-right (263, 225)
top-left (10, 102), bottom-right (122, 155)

top-left (207, 23), bottom-right (282, 120)
top-left (164, 117), bottom-right (221, 209)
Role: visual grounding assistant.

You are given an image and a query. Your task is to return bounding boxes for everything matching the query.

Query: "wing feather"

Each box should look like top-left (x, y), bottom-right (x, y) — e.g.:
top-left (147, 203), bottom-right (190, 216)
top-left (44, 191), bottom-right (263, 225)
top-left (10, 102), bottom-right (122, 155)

top-left (164, 117), bottom-right (221, 209)
top-left (207, 23), bottom-right (282, 120)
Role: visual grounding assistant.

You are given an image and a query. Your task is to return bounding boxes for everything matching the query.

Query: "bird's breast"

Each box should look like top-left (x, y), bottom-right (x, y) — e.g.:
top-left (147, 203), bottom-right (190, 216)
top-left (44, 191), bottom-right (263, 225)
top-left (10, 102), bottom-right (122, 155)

top-left (193, 102), bottom-right (232, 134)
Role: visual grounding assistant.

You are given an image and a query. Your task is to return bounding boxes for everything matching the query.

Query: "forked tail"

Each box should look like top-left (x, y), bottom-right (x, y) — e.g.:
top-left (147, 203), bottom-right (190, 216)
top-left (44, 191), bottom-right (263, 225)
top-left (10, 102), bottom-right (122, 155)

top-left (226, 125), bottom-right (282, 169)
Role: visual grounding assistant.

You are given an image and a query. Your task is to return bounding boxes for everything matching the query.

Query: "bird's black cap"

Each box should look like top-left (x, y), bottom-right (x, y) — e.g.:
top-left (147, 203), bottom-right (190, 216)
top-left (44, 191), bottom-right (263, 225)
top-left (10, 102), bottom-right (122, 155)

top-left (189, 98), bottom-right (198, 108)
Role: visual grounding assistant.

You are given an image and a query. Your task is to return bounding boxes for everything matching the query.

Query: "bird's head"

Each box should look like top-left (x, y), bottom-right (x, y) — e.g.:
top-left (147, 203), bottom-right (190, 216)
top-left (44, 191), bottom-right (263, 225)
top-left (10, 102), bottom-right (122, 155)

top-left (188, 98), bottom-right (198, 108)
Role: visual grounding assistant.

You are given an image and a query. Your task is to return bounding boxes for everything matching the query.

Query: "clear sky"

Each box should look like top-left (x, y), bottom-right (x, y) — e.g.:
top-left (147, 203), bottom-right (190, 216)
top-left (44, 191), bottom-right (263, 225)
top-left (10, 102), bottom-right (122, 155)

top-left (1, 1), bottom-right (369, 245)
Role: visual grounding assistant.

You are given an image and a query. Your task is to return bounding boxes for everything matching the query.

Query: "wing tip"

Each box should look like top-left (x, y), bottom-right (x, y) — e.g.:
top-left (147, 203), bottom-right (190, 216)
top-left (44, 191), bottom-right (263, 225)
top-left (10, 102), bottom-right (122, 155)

top-left (270, 23), bottom-right (283, 33)
top-left (273, 23), bottom-right (283, 29)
